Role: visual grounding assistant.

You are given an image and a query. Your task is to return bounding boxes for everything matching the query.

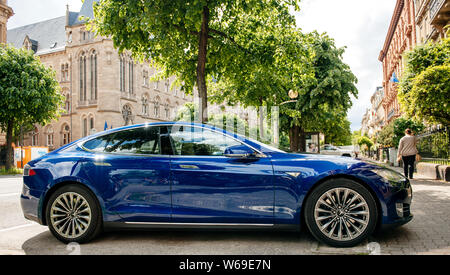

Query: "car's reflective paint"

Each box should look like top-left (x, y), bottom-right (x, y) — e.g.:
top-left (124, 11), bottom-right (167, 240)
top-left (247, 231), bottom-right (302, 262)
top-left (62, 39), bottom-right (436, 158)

top-left (21, 122), bottom-right (412, 231)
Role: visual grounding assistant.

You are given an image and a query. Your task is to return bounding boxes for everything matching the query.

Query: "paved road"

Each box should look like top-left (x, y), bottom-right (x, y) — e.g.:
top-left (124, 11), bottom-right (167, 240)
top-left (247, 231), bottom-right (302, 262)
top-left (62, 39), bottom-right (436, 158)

top-left (0, 175), bottom-right (449, 255)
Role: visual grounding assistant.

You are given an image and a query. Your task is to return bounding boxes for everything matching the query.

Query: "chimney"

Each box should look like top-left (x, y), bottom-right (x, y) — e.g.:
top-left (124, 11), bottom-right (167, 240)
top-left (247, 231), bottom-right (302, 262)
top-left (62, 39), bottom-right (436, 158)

top-left (66, 4), bottom-right (69, 26)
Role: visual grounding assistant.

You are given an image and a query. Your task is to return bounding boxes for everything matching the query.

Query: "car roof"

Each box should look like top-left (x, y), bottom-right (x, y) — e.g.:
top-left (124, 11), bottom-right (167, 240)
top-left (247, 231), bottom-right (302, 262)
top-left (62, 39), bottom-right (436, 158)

top-left (59, 121), bottom-right (281, 154)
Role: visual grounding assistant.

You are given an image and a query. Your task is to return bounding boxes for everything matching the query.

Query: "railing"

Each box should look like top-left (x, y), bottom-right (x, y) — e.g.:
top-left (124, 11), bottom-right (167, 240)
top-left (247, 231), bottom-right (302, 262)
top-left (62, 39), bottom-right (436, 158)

top-left (417, 126), bottom-right (449, 164)
top-left (429, 0), bottom-right (444, 21)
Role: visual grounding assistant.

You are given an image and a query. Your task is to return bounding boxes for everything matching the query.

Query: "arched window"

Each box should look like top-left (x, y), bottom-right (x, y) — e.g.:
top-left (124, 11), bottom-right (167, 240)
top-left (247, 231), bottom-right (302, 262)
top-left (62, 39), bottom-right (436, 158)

top-left (129, 59), bottom-right (134, 94)
top-left (154, 98), bottom-right (160, 118)
top-left (119, 55), bottom-right (126, 92)
top-left (31, 127), bottom-right (39, 146)
top-left (61, 124), bottom-right (71, 145)
top-left (45, 125), bottom-right (54, 147)
top-left (79, 52), bottom-right (87, 101)
top-left (90, 50), bottom-right (98, 100)
top-left (64, 92), bottom-right (70, 113)
top-left (165, 100), bottom-right (171, 119)
top-left (122, 105), bottom-right (133, 126)
top-left (142, 94), bottom-right (149, 116)
top-left (83, 117), bottom-right (88, 137)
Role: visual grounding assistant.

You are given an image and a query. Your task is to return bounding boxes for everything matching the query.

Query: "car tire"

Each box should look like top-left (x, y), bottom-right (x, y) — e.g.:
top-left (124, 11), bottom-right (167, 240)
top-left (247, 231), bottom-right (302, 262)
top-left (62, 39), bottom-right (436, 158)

top-left (46, 184), bottom-right (102, 244)
top-left (304, 178), bottom-right (378, 247)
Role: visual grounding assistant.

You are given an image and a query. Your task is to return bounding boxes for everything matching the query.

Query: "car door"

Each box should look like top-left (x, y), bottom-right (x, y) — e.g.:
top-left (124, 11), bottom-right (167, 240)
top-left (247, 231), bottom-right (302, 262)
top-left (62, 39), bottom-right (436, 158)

top-left (82, 126), bottom-right (172, 223)
top-left (168, 125), bottom-right (275, 225)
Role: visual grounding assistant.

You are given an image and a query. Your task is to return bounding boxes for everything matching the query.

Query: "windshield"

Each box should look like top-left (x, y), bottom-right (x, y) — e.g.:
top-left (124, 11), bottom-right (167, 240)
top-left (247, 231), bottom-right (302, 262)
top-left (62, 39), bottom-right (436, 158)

top-left (245, 137), bottom-right (286, 153)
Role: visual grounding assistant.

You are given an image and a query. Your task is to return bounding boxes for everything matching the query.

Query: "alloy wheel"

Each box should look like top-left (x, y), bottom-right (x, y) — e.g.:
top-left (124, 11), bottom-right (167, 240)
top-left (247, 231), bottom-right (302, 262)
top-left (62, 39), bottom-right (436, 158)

top-left (49, 192), bottom-right (92, 239)
top-left (314, 188), bottom-right (370, 241)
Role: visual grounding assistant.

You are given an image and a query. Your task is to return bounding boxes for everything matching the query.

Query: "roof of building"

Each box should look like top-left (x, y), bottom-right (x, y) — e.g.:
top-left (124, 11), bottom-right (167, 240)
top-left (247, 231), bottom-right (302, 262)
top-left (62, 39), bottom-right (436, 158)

top-left (6, 0), bottom-right (98, 55)
top-left (7, 16), bottom-right (67, 55)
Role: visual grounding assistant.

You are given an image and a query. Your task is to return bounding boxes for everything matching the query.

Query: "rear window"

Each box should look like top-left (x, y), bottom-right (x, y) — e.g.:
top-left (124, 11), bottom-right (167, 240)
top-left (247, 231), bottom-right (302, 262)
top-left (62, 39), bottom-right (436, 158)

top-left (82, 126), bottom-right (162, 155)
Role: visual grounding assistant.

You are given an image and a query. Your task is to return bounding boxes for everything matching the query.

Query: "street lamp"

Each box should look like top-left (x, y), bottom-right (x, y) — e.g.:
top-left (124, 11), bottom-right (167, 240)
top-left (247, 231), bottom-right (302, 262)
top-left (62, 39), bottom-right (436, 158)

top-left (279, 89), bottom-right (300, 106)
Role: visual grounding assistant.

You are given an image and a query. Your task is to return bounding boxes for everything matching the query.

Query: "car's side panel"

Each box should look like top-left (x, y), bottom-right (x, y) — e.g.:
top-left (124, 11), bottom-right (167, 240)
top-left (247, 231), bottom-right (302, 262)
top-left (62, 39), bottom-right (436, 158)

top-left (170, 156), bottom-right (275, 224)
top-left (82, 153), bottom-right (172, 223)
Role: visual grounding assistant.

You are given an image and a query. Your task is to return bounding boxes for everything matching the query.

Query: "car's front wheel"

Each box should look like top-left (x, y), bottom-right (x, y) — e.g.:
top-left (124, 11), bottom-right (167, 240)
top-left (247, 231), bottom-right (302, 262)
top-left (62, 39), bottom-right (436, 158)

top-left (304, 179), bottom-right (378, 247)
top-left (46, 184), bottom-right (102, 244)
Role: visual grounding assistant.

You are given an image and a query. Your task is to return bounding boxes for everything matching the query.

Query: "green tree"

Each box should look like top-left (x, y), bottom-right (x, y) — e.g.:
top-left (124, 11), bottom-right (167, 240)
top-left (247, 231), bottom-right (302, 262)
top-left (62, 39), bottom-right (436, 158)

top-left (358, 136), bottom-right (373, 153)
top-left (376, 122), bottom-right (394, 148)
top-left (392, 117), bottom-right (424, 148)
top-left (0, 45), bottom-right (64, 169)
top-left (210, 31), bottom-right (357, 152)
top-left (91, 0), bottom-right (299, 123)
top-left (398, 36), bottom-right (450, 125)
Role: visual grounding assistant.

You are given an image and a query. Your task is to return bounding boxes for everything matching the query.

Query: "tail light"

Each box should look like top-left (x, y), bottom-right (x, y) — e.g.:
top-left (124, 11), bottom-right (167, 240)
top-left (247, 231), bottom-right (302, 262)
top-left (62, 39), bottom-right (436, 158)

top-left (23, 165), bottom-right (36, 176)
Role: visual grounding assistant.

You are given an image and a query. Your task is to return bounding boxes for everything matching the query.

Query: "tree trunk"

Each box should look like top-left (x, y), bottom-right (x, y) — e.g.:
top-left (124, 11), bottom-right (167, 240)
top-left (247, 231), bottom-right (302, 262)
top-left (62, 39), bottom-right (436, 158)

top-left (289, 125), bottom-right (300, 152)
top-left (298, 127), bottom-right (306, 152)
top-left (197, 6), bottom-right (209, 124)
top-left (5, 120), bottom-right (14, 170)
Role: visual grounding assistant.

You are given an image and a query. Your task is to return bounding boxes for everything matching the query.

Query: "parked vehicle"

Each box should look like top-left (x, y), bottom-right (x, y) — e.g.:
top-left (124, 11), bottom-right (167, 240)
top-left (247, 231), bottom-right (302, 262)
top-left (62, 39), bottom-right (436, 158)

top-left (21, 122), bottom-right (413, 247)
top-left (320, 144), bottom-right (356, 158)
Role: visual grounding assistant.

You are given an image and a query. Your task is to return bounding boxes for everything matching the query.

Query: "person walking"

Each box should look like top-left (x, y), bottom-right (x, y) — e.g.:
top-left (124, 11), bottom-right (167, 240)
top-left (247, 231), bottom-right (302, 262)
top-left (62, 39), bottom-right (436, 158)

top-left (397, 128), bottom-right (419, 179)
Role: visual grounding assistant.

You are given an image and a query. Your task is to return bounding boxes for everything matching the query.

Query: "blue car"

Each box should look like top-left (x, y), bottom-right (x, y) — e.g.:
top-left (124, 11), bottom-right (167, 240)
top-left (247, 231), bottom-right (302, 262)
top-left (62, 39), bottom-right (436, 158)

top-left (21, 122), bottom-right (412, 247)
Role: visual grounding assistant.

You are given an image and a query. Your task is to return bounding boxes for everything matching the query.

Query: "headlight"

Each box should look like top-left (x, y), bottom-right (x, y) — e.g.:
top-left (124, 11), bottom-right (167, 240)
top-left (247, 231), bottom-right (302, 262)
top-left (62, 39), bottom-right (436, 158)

top-left (371, 168), bottom-right (406, 184)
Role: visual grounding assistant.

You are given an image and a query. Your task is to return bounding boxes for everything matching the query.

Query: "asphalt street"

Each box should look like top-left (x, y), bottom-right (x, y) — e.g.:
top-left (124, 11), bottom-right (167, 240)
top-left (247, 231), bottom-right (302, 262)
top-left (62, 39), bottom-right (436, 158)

top-left (1, 175), bottom-right (449, 255)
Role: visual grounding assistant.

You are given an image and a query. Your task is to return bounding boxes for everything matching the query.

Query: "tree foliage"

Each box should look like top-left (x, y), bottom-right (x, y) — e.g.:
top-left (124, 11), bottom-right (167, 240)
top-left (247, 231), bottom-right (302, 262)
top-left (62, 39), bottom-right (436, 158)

top-left (0, 45), bottom-right (64, 169)
top-left (398, 36), bottom-right (450, 125)
top-left (392, 117), bottom-right (424, 148)
top-left (358, 136), bottom-right (373, 152)
top-left (210, 31), bottom-right (357, 151)
top-left (91, 0), bottom-right (299, 122)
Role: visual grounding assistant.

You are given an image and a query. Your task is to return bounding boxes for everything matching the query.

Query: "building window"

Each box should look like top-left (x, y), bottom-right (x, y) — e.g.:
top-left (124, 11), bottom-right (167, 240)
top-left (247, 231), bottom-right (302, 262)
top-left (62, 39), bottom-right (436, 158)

top-left (83, 118), bottom-right (88, 137)
top-left (61, 63), bottom-right (69, 82)
top-left (90, 117), bottom-right (95, 133)
top-left (143, 70), bottom-right (149, 87)
top-left (142, 95), bottom-right (149, 116)
top-left (154, 100), bottom-right (160, 118)
top-left (129, 60), bottom-right (134, 94)
top-left (165, 105), bottom-right (170, 119)
top-left (154, 80), bottom-right (159, 90)
top-left (79, 53), bottom-right (87, 101)
top-left (61, 124), bottom-right (71, 145)
top-left (90, 51), bottom-right (98, 100)
top-left (64, 93), bottom-right (70, 113)
top-left (46, 126), bottom-right (54, 147)
top-left (120, 56), bottom-right (126, 92)
top-left (122, 105), bottom-right (133, 126)
top-left (31, 127), bottom-right (39, 146)
top-left (165, 80), bottom-right (170, 93)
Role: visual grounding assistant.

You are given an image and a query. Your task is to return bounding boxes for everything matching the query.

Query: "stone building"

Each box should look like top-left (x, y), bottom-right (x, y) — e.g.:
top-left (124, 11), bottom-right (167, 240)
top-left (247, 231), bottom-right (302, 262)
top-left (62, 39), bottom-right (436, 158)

top-left (379, 0), bottom-right (417, 125)
top-left (415, 0), bottom-right (450, 44)
top-left (0, 0), bottom-right (13, 44)
top-left (6, 0), bottom-right (191, 150)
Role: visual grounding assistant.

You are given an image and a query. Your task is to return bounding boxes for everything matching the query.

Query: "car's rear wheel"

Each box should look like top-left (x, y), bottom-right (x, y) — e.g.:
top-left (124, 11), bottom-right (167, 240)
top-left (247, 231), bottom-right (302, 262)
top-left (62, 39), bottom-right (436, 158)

top-left (304, 179), bottom-right (378, 247)
top-left (46, 185), bottom-right (102, 244)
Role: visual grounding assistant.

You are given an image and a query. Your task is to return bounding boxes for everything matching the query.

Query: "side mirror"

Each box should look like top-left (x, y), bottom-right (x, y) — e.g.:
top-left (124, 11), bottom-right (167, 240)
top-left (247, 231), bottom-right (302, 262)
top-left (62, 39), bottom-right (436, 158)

top-left (224, 145), bottom-right (255, 158)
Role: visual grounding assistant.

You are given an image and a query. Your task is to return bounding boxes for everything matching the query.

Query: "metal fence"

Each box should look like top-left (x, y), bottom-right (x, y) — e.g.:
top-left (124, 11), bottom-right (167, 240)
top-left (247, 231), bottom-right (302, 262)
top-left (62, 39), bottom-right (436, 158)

top-left (417, 126), bottom-right (450, 165)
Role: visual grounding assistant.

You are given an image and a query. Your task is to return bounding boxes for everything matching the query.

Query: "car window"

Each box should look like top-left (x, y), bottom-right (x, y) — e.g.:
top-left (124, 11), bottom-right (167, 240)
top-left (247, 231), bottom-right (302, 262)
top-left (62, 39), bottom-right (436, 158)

top-left (169, 126), bottom-right (244, 156)
top-left (83, 126), bottom-right (163, 155)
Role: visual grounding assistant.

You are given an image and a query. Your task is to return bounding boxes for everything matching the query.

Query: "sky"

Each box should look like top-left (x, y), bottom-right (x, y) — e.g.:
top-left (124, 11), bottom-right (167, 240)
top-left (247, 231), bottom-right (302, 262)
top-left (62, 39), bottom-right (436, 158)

top-left (7, 0), bottom-right (397, 131)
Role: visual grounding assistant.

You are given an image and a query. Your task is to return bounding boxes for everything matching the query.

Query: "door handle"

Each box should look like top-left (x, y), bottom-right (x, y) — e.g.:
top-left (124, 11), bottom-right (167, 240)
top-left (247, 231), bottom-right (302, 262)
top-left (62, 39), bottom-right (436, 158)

top-left (179, 164), bottom-right (200, 169)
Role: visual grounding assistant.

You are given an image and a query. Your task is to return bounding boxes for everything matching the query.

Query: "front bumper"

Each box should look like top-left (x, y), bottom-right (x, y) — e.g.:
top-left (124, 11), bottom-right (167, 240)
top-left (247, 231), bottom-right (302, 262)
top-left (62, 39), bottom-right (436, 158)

top-left (381, 181), bottom-right (413, 229)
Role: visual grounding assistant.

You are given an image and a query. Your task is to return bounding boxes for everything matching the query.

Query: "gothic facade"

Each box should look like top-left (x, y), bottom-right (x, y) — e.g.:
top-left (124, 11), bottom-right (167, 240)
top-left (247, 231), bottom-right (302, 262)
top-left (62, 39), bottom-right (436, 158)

top-left (6, 1), bottom-right (191, 150)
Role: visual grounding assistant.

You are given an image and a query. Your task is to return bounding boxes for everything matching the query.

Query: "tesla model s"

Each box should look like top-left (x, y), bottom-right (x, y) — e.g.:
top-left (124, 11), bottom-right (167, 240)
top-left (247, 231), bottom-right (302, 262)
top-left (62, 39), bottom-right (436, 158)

top-left (21, 122), bottom-right (412, 247)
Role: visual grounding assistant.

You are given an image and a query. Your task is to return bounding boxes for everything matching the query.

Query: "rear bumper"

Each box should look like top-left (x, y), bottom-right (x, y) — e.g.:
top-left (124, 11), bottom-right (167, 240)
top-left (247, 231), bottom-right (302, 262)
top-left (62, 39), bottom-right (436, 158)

top-left (20, 185), bottom-right (44, 225)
